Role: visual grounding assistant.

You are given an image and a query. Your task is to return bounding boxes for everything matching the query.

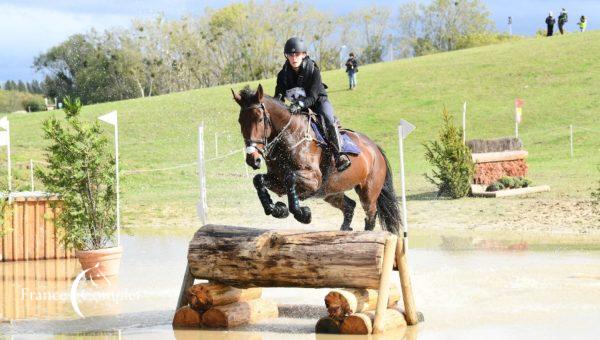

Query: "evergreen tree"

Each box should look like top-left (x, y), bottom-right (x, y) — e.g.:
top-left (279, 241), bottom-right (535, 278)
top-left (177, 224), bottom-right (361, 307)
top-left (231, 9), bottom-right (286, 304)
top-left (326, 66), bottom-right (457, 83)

top-left (17, 80), bottom-right (27, 92)
top-left (424, 108), bottom-right (475, 198)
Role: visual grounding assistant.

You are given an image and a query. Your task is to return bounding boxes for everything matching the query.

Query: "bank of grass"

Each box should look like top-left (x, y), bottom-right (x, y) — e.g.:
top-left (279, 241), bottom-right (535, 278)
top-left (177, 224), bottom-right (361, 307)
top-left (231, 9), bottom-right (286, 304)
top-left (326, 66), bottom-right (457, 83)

top-left (2, 31), bottom-right (599, 234)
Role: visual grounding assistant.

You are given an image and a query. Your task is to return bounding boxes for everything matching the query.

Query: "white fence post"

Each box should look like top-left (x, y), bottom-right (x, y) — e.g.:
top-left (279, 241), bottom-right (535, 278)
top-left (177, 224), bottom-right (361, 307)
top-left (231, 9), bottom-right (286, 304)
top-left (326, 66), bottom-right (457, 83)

top-left (570, 125), bottom-right (574, 158)
top-left (197, 124), bottom-right (208, 225)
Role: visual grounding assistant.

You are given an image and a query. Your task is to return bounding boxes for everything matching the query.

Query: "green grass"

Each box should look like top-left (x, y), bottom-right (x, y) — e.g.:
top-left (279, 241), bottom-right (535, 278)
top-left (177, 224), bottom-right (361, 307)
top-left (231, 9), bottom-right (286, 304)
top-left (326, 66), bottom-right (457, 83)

top-left (2, 32), bottom-right (599, 233)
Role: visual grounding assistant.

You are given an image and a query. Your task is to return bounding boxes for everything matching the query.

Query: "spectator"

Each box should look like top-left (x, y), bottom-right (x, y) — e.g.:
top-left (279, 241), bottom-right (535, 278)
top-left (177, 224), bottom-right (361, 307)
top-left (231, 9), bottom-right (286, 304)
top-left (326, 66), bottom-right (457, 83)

top-left (345, 53), bottom-right (358, 90)
top-left (546, 12), bottom-right (556, 36)
top-left (558, 8), bottom-right (568, 34)
top-left (578, 15), bottom-right (587, 32)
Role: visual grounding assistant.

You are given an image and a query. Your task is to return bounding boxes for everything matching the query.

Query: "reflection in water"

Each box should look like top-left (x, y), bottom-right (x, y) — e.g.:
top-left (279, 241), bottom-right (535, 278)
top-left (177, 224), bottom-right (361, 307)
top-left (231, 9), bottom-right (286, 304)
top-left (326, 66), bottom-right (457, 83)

top-left (0, 258), bottom-right (122, 320)
top-left (1, 258), bottom-right (79, 320)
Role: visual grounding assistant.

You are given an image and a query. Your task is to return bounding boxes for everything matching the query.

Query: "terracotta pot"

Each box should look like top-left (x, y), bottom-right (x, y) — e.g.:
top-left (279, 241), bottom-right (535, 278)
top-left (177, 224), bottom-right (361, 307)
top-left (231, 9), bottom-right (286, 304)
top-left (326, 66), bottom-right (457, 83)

top-left (76, 246), bottom-right (123, 279)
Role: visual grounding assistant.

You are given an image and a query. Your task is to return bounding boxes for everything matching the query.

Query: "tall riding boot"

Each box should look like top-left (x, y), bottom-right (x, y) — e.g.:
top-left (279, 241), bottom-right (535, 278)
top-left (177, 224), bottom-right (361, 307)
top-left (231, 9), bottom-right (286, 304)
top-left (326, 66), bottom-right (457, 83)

top-left (325, 119), bottom-right (351, 172)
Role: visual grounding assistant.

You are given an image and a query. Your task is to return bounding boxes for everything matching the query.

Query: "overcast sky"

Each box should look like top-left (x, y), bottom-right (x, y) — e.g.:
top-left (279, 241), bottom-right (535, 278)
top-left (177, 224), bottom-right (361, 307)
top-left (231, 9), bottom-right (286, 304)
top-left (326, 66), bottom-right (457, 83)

top-left (1, 0), bottom-right (597, 82)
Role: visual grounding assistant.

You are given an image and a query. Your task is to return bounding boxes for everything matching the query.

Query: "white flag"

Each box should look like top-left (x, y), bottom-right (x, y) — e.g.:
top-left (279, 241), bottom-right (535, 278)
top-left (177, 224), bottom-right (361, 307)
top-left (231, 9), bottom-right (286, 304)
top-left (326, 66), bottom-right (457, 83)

top-left (0, 116), bottom-right (9, 130)
top-left (0, 131), bottom-right (9, 146)
top-left (399, 119), bottom-right (416, 139)
top-left (98, 111), bottom-right (117, 126)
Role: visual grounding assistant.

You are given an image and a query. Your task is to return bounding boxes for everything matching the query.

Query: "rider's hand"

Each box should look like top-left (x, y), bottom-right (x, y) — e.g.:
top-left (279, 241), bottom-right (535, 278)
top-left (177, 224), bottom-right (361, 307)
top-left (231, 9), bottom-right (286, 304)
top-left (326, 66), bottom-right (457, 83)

top-left (289, 101), bottom-right (304, 114)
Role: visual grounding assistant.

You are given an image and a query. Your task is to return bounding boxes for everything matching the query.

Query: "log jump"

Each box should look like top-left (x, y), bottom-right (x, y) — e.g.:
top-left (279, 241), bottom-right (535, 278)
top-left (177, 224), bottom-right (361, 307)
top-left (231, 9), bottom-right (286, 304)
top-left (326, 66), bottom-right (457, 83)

top-left (174, 224), bottom-right (420, 334)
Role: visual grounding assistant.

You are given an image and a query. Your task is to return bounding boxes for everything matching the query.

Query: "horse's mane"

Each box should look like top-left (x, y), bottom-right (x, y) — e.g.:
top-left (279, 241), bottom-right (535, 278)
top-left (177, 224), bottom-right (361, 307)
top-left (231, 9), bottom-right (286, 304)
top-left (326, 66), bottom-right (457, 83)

top-left (239, 85), bottom-right (288, 112)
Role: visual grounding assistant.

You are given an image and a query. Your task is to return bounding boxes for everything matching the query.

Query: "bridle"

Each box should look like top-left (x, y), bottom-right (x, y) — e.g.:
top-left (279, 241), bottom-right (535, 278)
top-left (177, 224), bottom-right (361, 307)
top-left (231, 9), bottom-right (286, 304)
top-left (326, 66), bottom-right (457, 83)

top-left (241, 102), bottom-right (294, 160)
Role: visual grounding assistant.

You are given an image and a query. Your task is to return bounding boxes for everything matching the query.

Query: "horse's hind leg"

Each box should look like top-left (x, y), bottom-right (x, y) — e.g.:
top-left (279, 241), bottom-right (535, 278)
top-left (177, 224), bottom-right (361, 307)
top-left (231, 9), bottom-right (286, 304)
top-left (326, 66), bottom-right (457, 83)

top-left (253, 174), bottom-right (289, 218)
top-left (324, 194), bottom-right (356, 231)
top-left (356, 186), bottom-right (378, 231)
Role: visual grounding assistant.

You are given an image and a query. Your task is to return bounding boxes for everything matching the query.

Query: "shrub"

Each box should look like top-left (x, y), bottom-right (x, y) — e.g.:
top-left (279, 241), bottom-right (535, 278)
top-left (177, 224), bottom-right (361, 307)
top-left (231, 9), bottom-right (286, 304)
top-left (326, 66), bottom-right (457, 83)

top-left (486, 182), bottom-right (504, 192)
top-left (21, 96), bottom-right (46, 112)
top-left (36, 97), bottom-right (116, 250)
top-left (424, 108), bottom-right (475, 198)
top-left (522, 178), bottom-right (532, 187)
top-left (499, 176), bottom-right (516, 189)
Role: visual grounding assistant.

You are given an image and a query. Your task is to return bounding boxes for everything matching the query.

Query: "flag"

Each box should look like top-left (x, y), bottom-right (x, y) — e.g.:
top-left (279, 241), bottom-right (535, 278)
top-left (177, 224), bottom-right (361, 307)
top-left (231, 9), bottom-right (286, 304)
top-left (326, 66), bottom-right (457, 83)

top-left (0, 116), bottom-right (9, 130)
top-left (515, 99), bottom-right (524, 124)
top-left (399, 119), bottom-right (416, 139)
top-left (98, 111), bottom-right (117, 126)
top-left (0, 131), bottom-right (8, 146)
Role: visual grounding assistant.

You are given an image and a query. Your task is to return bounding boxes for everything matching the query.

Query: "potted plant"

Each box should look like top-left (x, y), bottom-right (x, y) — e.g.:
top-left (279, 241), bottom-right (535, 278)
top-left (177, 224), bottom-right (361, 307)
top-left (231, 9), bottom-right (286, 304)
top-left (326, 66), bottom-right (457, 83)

top-left (37, 97), bottom-right (121, 279)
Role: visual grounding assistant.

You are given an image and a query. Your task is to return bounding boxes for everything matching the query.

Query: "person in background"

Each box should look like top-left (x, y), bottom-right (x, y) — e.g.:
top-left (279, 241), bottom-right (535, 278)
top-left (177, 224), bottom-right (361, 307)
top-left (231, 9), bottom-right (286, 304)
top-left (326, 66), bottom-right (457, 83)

top-left (546, 12), bottom-right (556, 36)
top-left (345, 52), bottom-right (358, 90)
top-left (578, 15), bottom-right (587, 32)
top-left (558, 8), bottom-right (568, 34)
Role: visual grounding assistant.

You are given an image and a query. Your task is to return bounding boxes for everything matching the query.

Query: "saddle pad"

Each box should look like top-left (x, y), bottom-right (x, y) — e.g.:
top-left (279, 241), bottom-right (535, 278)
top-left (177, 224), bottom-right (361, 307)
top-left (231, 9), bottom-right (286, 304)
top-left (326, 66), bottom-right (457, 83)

top-left (310, 122), bottom-right (361, 155)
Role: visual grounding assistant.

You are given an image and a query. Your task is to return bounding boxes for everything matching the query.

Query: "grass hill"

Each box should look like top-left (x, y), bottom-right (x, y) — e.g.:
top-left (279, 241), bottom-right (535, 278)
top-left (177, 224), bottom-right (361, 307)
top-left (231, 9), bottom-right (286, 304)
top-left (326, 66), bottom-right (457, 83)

top-left (2, 31), bottom-right (599, 233)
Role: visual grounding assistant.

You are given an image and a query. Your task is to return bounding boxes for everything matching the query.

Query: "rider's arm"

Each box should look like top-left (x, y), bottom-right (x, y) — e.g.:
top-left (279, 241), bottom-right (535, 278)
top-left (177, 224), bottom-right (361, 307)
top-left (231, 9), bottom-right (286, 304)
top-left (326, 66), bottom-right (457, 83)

top-left (274, 71), bottom-right (285, 101)
top-left (302, 67), bottom-right (322, 108)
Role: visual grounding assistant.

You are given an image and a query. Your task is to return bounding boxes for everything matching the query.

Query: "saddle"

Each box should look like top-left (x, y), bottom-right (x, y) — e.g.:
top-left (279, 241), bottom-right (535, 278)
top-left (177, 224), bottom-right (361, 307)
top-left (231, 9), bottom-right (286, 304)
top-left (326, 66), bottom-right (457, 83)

top-left (303, 109), bottom-right (360, 156)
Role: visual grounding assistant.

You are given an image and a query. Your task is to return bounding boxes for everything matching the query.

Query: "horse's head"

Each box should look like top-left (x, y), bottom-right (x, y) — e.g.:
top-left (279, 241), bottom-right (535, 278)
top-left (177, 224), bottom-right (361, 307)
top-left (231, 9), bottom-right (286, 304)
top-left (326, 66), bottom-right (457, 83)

top-left (232, 84), bottom-right (271, 170)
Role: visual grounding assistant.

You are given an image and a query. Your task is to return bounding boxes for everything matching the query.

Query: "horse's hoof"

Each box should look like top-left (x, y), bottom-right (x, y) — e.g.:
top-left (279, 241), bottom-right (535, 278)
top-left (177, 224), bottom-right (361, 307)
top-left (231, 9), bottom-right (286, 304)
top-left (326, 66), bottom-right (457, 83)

top-left (340, 226), bottom-right (353, 231)
top-left (294, 207), bottom-right (311, 224)
top-left (272, 202), bottom-right (289, 219)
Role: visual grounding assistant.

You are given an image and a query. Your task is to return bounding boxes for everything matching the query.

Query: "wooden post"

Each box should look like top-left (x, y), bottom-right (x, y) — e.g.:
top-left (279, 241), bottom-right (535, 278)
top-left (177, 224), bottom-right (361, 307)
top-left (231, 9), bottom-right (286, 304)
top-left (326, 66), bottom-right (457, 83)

top-left (176, 264), bottom-right (195, 310)
top-left (372, 235), bottom-right (397, 334)
top-left (396, 237), bottom-right (419, 325)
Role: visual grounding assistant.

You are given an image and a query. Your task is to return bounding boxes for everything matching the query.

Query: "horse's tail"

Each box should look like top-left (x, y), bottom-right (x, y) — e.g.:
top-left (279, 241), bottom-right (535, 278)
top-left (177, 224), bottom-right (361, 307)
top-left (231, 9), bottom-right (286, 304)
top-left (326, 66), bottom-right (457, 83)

top-left (376, 146), bottom-right (401, 236)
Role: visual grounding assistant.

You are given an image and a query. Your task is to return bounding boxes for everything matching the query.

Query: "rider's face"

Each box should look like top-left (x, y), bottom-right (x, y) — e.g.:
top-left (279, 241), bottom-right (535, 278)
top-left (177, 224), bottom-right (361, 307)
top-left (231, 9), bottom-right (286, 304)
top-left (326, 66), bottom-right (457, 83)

top-left (286, 52), bottom-right (306, 70)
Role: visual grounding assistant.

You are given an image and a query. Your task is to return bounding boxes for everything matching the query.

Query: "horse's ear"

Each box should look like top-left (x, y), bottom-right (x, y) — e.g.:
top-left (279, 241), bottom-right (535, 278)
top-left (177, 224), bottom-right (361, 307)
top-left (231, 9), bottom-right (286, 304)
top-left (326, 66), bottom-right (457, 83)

top-left (256, 84), bottom-right (264, 101)
top-left (231, 88), bottom-right (242, 105)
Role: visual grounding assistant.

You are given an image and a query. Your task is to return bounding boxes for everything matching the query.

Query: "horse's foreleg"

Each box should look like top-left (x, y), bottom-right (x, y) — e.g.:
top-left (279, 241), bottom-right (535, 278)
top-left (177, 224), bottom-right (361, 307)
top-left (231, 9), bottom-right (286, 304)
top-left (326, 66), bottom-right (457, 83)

top-left (324, 194), bottom-right (356, 231)
top-left (253, 174), bottom-right (289, 218)
top-left (284, 172), bottom-right (312, 224)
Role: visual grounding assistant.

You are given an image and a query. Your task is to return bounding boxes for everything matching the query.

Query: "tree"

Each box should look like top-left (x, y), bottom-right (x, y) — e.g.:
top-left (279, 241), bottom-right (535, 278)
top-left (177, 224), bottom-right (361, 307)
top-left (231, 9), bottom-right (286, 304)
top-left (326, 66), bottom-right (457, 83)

top-left (424, 108), bottom-right (474, 198)
top-left (397, 0), bottom-right (494, 56)
top-left (36, 97), bottom-right (116, 250)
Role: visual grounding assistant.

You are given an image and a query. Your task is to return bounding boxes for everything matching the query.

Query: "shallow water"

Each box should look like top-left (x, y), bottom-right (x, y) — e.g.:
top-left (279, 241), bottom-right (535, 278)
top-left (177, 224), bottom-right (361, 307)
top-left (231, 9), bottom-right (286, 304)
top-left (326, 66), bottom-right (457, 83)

top-left (1, 232), bottom-right (599, 339)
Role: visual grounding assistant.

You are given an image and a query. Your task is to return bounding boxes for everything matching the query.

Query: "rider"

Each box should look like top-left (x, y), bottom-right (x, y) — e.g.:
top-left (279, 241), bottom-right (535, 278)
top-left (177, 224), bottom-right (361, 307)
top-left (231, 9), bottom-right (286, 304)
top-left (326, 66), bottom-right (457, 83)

top-left (274, 37), bottom-right (351, 172)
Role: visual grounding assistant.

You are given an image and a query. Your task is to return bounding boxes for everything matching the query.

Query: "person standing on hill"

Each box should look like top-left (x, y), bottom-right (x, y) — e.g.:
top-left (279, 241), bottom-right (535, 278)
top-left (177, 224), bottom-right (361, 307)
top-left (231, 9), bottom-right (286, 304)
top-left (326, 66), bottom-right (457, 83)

top-left (345, 53), bottom-right (358, 90)
top-left (578, 15), bottom-right (587, 32)
top-left (558, 8), bottom-right (568, 34)
top-left (546, 12), bottom-right (556, 36)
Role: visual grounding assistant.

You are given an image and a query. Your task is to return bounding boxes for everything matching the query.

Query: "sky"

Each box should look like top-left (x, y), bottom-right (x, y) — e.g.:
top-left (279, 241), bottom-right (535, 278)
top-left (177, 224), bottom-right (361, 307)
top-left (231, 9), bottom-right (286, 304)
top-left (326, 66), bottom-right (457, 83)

top-left (1, 0), bottom-right (598, 82)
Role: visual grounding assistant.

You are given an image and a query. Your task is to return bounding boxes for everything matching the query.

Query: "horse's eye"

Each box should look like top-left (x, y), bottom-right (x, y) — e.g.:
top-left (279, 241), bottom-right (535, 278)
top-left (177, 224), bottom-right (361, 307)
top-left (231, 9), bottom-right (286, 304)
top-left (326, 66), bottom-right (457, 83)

top-left (258, 118), bottom-right (263, 123)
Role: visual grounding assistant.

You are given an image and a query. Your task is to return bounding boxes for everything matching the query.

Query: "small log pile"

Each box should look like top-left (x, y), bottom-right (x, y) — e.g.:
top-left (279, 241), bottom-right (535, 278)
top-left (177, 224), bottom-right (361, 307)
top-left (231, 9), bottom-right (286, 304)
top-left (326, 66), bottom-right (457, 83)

top-left (467, 137), bottom-right (528, 185)
top-left (172, 282), bottom-right (278, 328)
top-left (315, 286), bottom-right (407, 334)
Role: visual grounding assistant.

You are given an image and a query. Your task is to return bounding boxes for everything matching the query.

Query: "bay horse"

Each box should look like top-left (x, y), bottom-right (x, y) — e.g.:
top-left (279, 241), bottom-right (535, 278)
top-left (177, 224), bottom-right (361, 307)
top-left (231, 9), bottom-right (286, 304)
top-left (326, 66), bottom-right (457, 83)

top-left (233, 84), bottom-right (401, 234)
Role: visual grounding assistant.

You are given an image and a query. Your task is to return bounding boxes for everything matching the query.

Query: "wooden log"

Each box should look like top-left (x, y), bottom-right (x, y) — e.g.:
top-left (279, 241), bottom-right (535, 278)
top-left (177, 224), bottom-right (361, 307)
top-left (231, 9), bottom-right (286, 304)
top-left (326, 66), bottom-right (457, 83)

top-left (396, 238), bottom-right (419, 325)
top-left (187, 282), bottom-right (262, 312)
top-left (188, 225), bottom-right (392, 289)
top-left (172, 306), bottom-right (203, 328)
top-left (201, 298), bottom-right (278, 328)
top-left (340, 308), bottom-right (407, 335)
top-left (324, 286), bottom-right (401, 318)
top-left (372, 235), bottom-right (397, 334)
top-left (315, 317), bottom-right (341, 334)
top-left (472, 150), bottom-right (528, 163)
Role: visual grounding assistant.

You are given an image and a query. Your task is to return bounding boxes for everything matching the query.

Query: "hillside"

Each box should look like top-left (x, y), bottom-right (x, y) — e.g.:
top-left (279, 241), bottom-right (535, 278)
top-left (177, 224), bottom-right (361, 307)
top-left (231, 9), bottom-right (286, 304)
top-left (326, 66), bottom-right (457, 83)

top-left (3, 31), bottom-right (599, 234)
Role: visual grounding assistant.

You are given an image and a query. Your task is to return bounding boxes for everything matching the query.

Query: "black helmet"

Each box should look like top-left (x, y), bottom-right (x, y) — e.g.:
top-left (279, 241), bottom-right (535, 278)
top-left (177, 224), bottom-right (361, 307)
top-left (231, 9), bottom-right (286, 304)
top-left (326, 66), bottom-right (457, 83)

top-left (284, 37), bottom-right (306, 54)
